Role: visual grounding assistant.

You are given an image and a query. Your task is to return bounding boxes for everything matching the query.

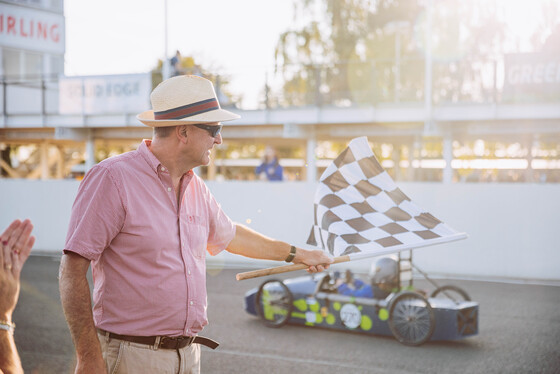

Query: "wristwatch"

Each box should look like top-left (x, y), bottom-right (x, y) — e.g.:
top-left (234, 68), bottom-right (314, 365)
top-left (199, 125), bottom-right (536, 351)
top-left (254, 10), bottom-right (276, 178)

top-left (285, 245), bottom-right (296, 263)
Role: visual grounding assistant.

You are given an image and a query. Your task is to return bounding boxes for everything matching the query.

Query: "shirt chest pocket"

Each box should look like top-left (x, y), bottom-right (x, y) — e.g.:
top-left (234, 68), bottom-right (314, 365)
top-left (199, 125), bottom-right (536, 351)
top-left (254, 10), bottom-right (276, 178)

top-left (184, 215), bottom-right (208, 259)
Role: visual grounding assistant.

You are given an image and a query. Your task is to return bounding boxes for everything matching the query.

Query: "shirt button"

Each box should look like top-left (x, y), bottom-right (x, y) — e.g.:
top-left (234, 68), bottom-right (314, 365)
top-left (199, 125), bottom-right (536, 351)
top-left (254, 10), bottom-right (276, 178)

top-left (188, 270), bottom-right (191, 275)
top-left (167, 187), bottom-right (172, 192)
top-left (161, 167), bottom-right (166, 171)
top-left (190, 301), bottom-right (194, 305)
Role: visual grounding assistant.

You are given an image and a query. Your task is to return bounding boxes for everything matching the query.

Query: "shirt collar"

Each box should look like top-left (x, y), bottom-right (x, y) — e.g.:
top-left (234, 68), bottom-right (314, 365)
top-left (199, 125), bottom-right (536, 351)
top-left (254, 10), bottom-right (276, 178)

top-left (138, 139), bottom-right (161, 174)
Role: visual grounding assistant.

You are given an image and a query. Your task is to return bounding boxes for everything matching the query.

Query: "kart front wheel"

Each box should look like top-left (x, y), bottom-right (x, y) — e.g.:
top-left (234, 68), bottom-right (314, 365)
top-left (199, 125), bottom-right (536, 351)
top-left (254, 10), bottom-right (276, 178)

top-left (389, 291), bottom-right (435, 346)
top-left (430, 285), bottom-right (471, 303)
top-left (255, 279), bottom-right (293, 328)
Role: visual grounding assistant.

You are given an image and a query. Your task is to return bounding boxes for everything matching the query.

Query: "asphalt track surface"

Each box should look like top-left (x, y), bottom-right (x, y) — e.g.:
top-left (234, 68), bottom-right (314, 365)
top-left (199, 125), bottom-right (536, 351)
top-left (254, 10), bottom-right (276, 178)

top-left (14, 255), bottom-right (560, 374)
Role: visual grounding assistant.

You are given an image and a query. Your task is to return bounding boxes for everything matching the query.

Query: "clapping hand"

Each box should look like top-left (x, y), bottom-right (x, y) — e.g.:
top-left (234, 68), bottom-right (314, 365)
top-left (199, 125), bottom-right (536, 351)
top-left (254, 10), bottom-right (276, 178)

top-left (0, 219), bottom-right (35, 320)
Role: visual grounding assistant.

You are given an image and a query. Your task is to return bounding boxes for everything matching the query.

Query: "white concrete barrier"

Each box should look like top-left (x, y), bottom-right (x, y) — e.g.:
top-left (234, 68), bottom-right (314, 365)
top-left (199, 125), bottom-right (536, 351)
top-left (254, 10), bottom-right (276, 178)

top-left (1, 179), bottom-right (558, 283)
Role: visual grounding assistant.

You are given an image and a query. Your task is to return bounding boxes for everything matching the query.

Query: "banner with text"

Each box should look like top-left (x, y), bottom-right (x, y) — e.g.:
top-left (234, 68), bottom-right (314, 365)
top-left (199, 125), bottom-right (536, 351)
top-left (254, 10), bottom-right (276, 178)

top-left (59, 74), bottom-right (152, 115)
top-left (0, 3), bottom-right (65, 54)
top-left (503, 53), bottom-right (560, 103)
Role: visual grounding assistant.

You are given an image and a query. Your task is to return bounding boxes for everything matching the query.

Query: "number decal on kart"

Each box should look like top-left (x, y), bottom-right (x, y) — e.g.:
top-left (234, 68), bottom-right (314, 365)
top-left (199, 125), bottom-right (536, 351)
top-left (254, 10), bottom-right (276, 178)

top-left (340, 304), bottom-right (361, 329)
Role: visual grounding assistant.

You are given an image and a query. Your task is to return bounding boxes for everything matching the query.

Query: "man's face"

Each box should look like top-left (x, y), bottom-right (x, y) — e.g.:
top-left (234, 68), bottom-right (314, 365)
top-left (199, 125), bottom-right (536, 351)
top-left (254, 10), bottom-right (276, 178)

top-left (183, 122), bottom-right (222, 167)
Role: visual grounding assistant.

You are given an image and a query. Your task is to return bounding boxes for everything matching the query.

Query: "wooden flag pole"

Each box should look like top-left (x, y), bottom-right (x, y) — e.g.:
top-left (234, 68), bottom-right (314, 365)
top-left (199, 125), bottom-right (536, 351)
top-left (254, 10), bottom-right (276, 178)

top-left (236, 255), bottom-right (351, 281)
top-left (235, 233), bottom-right (468, 281)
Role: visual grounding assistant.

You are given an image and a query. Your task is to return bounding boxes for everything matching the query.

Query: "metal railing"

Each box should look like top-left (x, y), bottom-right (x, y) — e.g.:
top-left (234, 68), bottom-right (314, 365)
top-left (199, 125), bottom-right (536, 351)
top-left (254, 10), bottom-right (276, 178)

top-left (1, 74), bottom-right (60, 116)
top-left (0, 56), bottom-right (557, 115)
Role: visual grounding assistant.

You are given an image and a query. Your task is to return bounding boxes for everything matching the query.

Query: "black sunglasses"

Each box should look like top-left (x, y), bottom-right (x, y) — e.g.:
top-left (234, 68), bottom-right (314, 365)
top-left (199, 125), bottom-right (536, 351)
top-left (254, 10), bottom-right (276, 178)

top-left (192, 123), bottom-right (222, 138)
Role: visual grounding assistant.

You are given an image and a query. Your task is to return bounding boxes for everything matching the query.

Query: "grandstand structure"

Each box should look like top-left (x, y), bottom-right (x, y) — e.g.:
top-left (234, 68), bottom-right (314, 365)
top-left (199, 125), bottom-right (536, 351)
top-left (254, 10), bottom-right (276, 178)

top-left (1, 68), bottom-right (559, 184)
top-left (1, 0), bottom-right (559, 184)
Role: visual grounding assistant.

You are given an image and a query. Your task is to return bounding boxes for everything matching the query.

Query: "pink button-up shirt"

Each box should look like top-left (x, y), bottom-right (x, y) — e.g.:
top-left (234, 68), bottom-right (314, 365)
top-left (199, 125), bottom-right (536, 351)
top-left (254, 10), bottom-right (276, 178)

top-left (64, 140), bottom-right (236, 337)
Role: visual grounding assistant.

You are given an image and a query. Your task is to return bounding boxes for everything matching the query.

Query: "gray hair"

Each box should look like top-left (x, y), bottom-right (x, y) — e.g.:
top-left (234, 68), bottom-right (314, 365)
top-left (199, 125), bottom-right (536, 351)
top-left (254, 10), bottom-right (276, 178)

top-left (153, 126), bottom-right (177, 138)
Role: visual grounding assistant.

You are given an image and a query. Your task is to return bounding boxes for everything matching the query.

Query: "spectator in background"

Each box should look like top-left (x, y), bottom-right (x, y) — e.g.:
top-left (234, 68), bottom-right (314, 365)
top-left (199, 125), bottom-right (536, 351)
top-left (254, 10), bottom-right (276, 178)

top-left (0, 219), bottom-right (36, 374)
top-left (256, 146), bottom-right (283, 181)
top-left (169, 50), bottom-right (185, 77)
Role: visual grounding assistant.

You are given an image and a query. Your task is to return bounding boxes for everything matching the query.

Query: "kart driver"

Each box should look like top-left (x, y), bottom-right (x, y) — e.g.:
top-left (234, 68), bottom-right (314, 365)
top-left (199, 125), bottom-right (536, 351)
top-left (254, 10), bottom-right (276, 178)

top-left (369, 256), bottom-right (400, 299)
top-left (335, 256), bottom-right (400, 299)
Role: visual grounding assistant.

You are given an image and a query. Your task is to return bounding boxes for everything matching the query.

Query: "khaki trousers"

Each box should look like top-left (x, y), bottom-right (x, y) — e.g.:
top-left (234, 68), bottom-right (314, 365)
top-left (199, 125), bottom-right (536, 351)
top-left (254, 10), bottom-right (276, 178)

top-left (98, 331), bottom-right (201, 374)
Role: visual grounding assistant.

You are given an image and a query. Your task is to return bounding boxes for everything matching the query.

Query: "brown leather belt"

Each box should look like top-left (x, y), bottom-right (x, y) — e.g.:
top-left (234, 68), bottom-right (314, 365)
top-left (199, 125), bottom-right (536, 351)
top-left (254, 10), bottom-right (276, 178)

top-left (97, 329), bottom-right (219, 350)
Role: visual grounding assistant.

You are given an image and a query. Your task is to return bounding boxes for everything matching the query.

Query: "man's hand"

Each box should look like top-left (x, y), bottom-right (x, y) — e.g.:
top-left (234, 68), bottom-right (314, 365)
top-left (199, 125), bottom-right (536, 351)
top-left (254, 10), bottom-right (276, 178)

top-left (292, 248), bottom-right (333, 273)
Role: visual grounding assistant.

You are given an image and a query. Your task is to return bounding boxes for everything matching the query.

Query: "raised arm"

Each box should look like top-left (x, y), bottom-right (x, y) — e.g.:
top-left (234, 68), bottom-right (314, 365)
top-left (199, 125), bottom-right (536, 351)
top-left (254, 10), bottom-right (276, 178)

top-left (0, 219), bottom-right (35, 374)
top-left (226, 223), bottom-right (333, 273)
top-left (59, 252), bottom-right (107, 374)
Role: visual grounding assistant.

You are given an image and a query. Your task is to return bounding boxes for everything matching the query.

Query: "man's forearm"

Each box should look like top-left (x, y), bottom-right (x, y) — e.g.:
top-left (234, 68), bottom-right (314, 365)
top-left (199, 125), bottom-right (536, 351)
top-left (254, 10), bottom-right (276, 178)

top-left (226, 224), bottom-right (333, 268)
top-left (227, 224), bottom-right (290, 261)
top-left (58, 253), bottom-right (104, 367)
top-left (0, 331), bottom-right (23, 374)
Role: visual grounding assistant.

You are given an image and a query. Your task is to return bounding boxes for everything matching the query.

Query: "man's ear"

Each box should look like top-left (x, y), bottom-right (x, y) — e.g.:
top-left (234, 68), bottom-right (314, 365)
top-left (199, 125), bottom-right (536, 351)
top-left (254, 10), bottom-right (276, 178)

top-left (176, 125), bottom-right (188, 143)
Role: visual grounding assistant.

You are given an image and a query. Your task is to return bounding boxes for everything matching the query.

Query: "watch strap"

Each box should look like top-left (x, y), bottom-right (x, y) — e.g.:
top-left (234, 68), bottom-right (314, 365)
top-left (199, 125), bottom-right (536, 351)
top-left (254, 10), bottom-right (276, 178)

top-left (285, 245), bottom-right (296, 263)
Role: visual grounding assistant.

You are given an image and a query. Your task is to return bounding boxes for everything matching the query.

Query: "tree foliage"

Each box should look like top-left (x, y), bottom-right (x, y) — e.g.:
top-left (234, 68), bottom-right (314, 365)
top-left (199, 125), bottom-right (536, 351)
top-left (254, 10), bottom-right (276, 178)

top-left (272, 0), bottom-right (558, 107)
top-left (273, 0), bottom-right (423, 106)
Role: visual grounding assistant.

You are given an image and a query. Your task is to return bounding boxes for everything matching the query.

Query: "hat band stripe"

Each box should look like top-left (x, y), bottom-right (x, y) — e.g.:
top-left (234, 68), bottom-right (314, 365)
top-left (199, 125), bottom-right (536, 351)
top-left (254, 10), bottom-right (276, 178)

top-left (154, 98), bottom-right (219, 120)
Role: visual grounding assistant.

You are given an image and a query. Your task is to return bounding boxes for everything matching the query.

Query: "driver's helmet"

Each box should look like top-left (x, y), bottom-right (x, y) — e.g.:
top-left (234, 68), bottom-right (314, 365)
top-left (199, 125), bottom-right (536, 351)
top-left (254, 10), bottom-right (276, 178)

top-left (369, 256), bottom-right (399, 292)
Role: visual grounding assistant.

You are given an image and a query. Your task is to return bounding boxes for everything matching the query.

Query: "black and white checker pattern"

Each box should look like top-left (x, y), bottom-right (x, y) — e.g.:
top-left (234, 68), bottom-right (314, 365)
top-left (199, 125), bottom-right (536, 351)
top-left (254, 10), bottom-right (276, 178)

top-left (307, 137), bottom-right (461, 257)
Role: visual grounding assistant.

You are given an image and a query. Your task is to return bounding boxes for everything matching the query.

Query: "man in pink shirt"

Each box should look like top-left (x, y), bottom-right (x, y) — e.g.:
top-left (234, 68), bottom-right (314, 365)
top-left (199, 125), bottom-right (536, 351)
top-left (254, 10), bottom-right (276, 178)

top-left (59, 75), bottom-right (333, 374)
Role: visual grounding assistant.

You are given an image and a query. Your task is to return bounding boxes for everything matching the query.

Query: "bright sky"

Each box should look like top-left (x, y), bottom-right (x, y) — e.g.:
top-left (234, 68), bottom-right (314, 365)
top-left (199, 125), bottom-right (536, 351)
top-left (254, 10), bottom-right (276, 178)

top-left (64, 0), bottom-right (294, 75)
top-left (63, 0), bottom-right (556, 108)
top-left (64, 0), bottom-right (294, 107)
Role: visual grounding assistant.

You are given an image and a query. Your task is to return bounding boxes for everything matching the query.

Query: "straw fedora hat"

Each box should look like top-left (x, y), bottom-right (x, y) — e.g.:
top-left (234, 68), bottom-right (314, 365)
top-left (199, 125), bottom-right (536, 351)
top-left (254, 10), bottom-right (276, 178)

top-left (137, 75), bottom-right (240, 127)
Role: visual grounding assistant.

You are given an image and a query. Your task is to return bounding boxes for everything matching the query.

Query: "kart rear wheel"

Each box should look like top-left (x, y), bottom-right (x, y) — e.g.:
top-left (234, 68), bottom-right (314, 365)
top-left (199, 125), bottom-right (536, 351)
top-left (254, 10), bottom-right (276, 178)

top-left (430, 285), bottom-right (471, 302)
top-left (255, 279), bottom-right (293, 328)
top-left (389, 291), bottom-right (435, 346)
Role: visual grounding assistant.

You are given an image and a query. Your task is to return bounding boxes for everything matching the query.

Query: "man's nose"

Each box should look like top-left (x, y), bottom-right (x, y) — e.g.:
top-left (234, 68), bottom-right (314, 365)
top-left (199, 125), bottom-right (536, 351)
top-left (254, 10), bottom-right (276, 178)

top-left (214, 133), bottom-right (222, 145)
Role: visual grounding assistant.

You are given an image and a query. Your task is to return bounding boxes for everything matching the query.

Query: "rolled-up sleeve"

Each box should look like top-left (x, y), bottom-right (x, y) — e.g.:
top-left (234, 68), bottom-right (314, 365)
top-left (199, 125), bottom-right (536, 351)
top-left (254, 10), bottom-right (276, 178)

top-left (64, 165), bottom-right (126, 261)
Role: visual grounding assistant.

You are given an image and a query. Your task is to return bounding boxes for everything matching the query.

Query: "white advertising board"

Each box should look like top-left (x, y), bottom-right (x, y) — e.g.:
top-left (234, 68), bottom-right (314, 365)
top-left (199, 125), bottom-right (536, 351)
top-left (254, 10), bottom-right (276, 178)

top-left (0, 2), bottom-right (65, 54)
top-left (503, 53), bottom-right (560, 102)
top-left (58, 74), bottom-right (152, 115)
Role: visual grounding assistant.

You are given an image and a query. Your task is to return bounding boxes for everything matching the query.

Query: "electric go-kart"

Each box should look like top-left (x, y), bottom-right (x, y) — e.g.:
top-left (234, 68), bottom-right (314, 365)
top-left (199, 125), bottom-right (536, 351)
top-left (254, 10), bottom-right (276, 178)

top-left (244, 251), bottom-right (478, 346)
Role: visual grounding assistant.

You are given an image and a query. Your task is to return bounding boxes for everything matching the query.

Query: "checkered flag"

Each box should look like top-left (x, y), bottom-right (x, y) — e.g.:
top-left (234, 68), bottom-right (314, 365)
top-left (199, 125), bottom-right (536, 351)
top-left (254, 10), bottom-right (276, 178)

top-left (307, 137), bottom-right (466, 257)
